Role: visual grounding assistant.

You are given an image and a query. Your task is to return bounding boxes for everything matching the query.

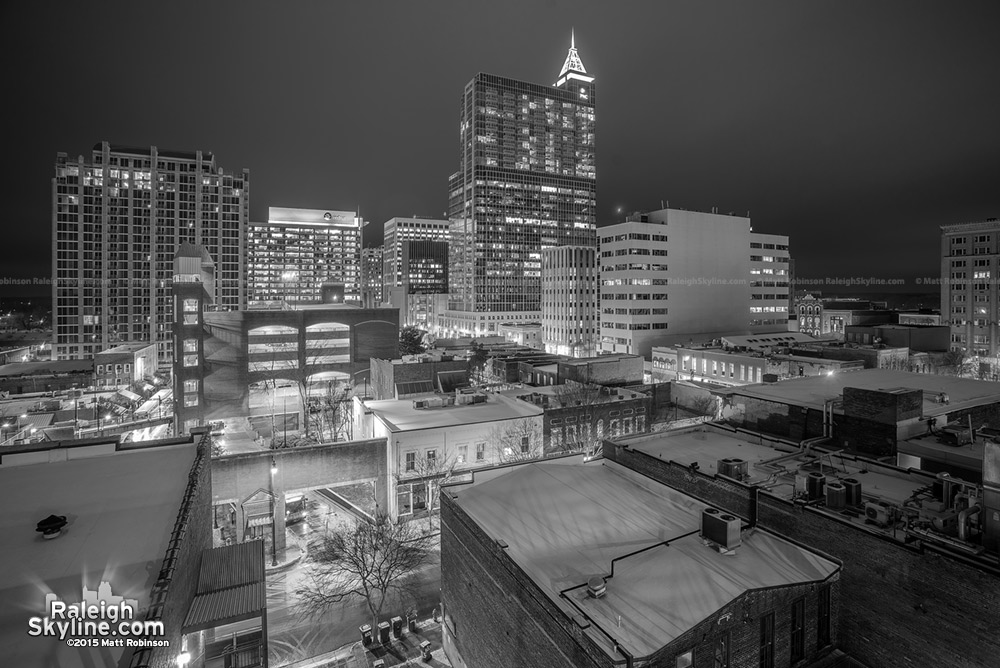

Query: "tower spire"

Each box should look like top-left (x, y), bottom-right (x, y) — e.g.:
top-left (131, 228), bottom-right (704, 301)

top-left (559, 30), bottom-right (588, 79)
top-left (556, 29), bottom-right (594, 88)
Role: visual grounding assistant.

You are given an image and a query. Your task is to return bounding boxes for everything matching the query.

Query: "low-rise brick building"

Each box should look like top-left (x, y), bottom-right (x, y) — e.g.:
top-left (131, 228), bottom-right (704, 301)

top-left (506, 382), bottom-right (652, 455)
top-left (441, 456), bottom-right (842, 668)
top-left (720, 368), bottom-right (1000, 459)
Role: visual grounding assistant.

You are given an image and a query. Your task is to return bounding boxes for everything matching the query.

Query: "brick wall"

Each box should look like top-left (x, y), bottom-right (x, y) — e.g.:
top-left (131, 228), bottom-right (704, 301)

top-left (142, 433), bottom-right (214, 668)
top-left (604, 441), bottom-right (1000, 668)
top-left (442, 472), bottom-right (842, 668)
top-left (441, 493), bottom-right (612, 668)
top-left (656, 579), bottom-right (840, 668)
top-left (843, 388), bottom-right (921, 425)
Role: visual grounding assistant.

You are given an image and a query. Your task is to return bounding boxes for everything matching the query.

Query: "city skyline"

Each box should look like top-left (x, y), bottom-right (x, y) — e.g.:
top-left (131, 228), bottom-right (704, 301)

top-left (4, 1), bottom-right (1000, 297)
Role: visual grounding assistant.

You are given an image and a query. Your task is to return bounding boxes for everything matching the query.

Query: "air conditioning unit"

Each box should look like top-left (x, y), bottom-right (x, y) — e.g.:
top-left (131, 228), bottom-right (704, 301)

top-left (864, 501), bottom-right (893, 528)
top-left (412, 400), bottom-right (428, 409)
top-left (718, 458), bottom-right (748, 481)
top-left (825, 482), bottom-right (847, 510)
top-left (701, 507), bottom-right (742, 550)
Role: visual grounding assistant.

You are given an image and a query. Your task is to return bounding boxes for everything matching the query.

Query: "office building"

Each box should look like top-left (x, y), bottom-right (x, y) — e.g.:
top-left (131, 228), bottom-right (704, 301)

top-left (599, 208), bottom-right (791, 358)
top-left (541, 245), bottom-right (599, 356)
top-left (247, 207), bottom-right (363, 307)
top-left (444, 34), bottom-right (597, 336)
top-left (383, 217), bottom-right (450, 293)
top-left (941, 219), bottom-right (1000, 357)
top-left (53, 142), bottom-right (248, 363)
top-left (361, 246), bottom-right (384, 308)
top-left (382, 218), bottom-right (451, 328)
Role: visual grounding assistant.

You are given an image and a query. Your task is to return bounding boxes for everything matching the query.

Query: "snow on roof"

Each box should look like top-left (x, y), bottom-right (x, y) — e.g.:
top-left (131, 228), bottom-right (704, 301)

top-left (452, 459), bottom-right (839, 659)
top-left (0, 442), bottom-right (197, 668)
top-left (367, 393), bottom-right (542, 432)
top-left (724, 368), bottom-right (1000, 417)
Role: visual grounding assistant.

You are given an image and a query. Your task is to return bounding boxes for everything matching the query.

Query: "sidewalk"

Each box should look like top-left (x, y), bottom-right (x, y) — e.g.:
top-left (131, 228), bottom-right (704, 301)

top-left (278, 617), bottom-right (451, 668)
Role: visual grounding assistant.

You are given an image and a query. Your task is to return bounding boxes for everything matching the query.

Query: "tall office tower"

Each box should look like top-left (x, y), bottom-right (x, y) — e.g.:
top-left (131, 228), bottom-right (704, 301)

top-left (386, 240), bottom-right (451, 328)
top-left (361, 246), bottom-right (384, 308)
top-left (599, 209), bottom-right (791, 358)
top-left (941, 219), bottom-right (1000, 358)
top-left (541, 245), bottom-right (599, 357)
top-left (444, 33), bottom-right (597, 337)
top-left (382, 217), bottom-right (450, 297)
top-left (52, 142), bottom-right (248, 364)
top-left (247, 207), bottom-right (364, 307)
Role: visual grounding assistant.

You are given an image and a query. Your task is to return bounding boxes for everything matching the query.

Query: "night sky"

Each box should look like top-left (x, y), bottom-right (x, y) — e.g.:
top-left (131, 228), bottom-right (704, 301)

top-left (4, 1), bottom-right (999, 298)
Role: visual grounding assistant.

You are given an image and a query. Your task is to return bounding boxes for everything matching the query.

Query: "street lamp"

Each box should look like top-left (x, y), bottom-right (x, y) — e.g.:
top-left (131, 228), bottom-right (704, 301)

top-left (269, 457), bottom-right (279, 567)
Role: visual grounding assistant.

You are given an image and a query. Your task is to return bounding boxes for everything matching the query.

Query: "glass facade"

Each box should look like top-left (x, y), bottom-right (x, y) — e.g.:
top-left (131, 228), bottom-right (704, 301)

top-left (448, 44), bottom-right (597, 318)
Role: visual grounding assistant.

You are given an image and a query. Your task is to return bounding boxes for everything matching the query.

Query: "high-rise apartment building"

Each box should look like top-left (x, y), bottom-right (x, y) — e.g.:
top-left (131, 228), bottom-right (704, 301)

top-left (361, 246), bottom-right (384, 308)
top-left (52, 142), bottom-right (248, 363)
top-left (382, 217), bottom-right (450, 296)
top-left (247, 207), bottom-right (364, 307)
top-left (443, 34), bottom-right (597, 336)
top-left (541, 245), bottom-right (599, 357)
top-left (941, 219), bottom-right (1000, 358)
top-left (599, 209), bottom-right (791, 358)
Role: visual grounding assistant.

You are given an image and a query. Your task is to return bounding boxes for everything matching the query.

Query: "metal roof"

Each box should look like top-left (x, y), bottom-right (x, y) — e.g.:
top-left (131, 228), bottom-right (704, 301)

top-left (182, 541), bottom-right (266, 633)
top-left (183, 582), bottom-right (265, 633)
top-left (196, 540), bottom-right (265, 593)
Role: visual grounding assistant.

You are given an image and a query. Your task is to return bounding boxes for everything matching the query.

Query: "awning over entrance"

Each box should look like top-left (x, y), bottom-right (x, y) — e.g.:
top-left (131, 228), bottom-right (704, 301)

top-left (183, 540), bottom-right (267, 633)
top-left (246, 514), bottom-right (272, 528)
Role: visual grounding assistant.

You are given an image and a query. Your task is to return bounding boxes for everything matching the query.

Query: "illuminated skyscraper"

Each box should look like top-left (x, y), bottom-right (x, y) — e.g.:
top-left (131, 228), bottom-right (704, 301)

top-left (247, 207), bottom-right (364, 306)
top-left (52, 142), bottom-right (248, 363)
top-left (443, 33), bottom-right (597, 336)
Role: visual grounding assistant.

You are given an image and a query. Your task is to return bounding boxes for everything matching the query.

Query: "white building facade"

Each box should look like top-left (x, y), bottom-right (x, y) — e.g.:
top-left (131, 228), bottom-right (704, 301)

top-left (599, 209), bottom-right (791, 358)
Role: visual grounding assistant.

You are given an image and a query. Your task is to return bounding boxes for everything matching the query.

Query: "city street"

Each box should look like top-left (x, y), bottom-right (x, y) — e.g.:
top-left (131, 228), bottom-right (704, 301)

top-left (266, 495), bottom-right (442, 667)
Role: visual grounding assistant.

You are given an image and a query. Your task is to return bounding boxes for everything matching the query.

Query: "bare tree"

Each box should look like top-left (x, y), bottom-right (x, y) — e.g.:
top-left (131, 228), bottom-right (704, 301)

top-left (551, 381), bottom-right (603, 409)
top-left (942, 350), bottom-right (975, 377)
top-left (547, 382), bottom-right (606, 456)
top-left (308, 383), bottom-right (354, 442)
top-left (395, 451), bottom-right (456, 532)
top-left (488, 418), bottom-right (544, 463)
top-left (296, 511), bottom-right (433, 631)
top-left (689, 394), bottom-right (718, 419)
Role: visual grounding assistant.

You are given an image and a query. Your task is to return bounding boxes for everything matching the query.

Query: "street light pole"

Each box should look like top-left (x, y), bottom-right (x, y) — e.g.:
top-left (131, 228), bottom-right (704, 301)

top-left (269, 457), bottom-right (279, 567)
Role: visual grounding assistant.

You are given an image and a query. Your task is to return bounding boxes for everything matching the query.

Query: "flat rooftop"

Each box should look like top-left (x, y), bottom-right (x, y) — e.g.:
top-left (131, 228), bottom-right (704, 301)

top-left (0, 441), bottom-right (197, 667)
top-left (368, 392), bottom-right (543, 432)
top-left (899, 432), bottom-right (985, 477)
top-left (622, 424), bottom-right (929, 507)
top-left (617, 423), bottom-right (929, 504)
top-left (0, 359), bottom-right (93, 377)
top-left (724, 369), bottom-right (1000, 417)
top-left (451, 458), bottom-right (838, 660)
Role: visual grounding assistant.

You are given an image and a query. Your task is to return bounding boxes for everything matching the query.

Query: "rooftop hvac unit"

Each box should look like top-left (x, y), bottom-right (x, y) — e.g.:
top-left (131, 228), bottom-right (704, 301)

top-left (842, 478), bottom-right (863, 506)
top-left (412, 400), bottom-right (429, 409)
top-left (701, 507), bottom-right (742, 550)
top-left (826, 482), bottom-right (847, 510)
top-left (940, 424), bottom-right (972, 447)
top-left (587, 576), bottom-right (606, 599)
top-left (807, 472), bottom-right (826, 500)
top-left (864, 501), bottom-right (893, 528)
top-left (718, 458), bottom-right (748, 481)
